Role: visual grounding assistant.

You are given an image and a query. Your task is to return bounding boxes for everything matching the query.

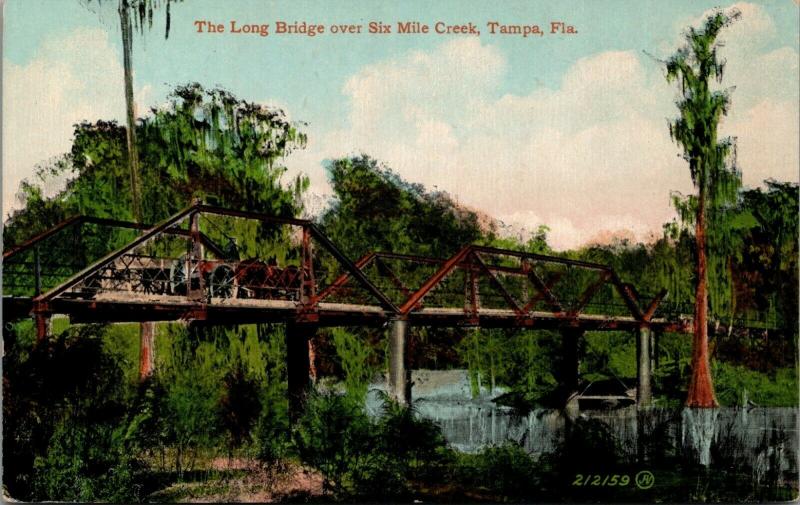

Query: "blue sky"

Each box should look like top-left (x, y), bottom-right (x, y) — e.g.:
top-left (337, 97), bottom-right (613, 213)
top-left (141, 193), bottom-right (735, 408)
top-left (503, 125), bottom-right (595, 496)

top-left (4, 0), bottom-right (799, 248)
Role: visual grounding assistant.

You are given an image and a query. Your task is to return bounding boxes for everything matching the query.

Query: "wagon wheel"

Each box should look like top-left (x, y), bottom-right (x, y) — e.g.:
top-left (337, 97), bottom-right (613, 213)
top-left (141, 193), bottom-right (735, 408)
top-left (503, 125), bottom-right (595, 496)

top-left (142, 267), bottom-right (167, 295)
top-left (209, 264), bottom-right (235, 299)
top-left (248, 262), bottom-right (274, 299)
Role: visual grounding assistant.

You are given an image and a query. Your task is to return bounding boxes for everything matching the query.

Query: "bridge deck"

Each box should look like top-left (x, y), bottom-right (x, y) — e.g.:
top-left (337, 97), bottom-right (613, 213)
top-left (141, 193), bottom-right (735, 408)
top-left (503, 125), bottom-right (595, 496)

top-left (4, 294), bottom-right (690, 331)
top-left (6, 203), bottom-right (775, 335)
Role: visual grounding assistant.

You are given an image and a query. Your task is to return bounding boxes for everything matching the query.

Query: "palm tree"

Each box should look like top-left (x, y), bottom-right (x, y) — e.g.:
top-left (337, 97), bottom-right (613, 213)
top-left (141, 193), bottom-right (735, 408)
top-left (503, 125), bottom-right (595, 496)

top-left (85, 0), bottom-right (181, 222)
top-left (664, 9), bottom-right (741, 407)
top-left (84, 0), bottom-right (183, 378)
top-left (118, 0), bottom-right (142, 223)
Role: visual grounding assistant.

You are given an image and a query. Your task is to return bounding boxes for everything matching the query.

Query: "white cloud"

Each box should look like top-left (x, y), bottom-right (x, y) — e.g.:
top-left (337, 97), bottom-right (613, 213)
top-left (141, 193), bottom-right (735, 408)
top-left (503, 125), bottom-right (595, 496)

top-left (288, 3), bottom-right (798, 250)
top-left (724, 99), bottom-right (800, 186)
top-left (288, 40), bottom-right (688, 250)
top-left (2, 28), bottom-right (152, 218)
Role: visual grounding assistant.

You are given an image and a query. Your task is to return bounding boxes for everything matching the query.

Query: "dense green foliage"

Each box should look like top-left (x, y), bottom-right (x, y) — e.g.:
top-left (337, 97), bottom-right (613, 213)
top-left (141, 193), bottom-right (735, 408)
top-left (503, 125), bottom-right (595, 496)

top-left (3, 324), bottom-right (140, 501)
top-left (319, 155), bottom-right (489, 260)
top-left (293, 391), bottom-right (448, 500)
top-left (452, 443), bottom-right (544, 498)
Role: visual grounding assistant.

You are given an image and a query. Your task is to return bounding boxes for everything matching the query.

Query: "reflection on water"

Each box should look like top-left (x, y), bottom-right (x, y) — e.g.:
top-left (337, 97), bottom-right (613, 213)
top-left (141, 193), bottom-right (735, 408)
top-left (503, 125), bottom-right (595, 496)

top-left (366, 369), bottom-right (798, 498)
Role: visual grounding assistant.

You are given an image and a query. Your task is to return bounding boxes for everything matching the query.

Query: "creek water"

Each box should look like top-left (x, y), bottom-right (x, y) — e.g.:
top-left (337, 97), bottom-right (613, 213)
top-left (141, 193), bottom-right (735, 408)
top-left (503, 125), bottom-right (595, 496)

top-left (365, 369), bottom-right (798, 496)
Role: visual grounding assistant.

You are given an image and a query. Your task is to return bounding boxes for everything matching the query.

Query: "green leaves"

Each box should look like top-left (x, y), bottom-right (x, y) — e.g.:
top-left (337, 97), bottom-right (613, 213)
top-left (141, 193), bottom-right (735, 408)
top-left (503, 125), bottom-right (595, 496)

top-left (138, 83), bottom-right (307, 223)
top-left (320, 155), bottom-right (487, 260)
top-left (332, 328), bottom-right (376, 405)
top-left (292, 391), bottom-right (446, 499)
top-left (666, 9), bottom-right (740, 194)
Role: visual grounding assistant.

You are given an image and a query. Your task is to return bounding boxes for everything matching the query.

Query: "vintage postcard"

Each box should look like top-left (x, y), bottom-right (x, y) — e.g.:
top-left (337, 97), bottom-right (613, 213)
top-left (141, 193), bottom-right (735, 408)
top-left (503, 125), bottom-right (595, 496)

top-left (2, 0), bottom-right (798, 503)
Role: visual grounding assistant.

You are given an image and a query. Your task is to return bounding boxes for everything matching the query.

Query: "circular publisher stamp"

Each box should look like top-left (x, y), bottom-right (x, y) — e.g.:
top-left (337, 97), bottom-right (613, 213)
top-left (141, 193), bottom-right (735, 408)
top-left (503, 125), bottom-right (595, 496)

top-left (635, 470), bottom-right (655, 490)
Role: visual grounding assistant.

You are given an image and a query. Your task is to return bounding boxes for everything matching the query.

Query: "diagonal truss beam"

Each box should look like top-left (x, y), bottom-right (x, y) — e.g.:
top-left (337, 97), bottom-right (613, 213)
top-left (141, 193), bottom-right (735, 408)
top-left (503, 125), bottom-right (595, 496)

top-left (642, 289), bottom-right (668, 321)
top-left (471, 251), bottom-right (525, 316)
top-left (315, 252), bottom-right (377, 302)
top-left (608, 271), bottom-right (644, 321)
top-left (522, 270), bottom-right (564, 313)
top-left (375, 257), bottom-right (413, 299)
top-left (570, 270), bottom-right (612, 316)
top-left (399, 246), bottom-right (473, 315)
top-left (308, 225), bottom-right (399, 313)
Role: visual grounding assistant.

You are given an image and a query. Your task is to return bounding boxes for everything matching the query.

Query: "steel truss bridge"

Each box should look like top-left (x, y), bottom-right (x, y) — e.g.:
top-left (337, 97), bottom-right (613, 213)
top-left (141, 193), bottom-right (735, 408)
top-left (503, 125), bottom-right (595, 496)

top-left (0, 202), bottom-right (779, 412)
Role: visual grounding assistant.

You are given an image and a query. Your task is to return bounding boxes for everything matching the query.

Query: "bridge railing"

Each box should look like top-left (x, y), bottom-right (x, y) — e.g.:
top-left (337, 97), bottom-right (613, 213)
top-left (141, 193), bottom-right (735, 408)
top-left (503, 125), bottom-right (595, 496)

top-left (25, 203), bottom-right (398, 321)
top-left (3, 217), bottom-right (146, 297)
top-left (5, 203), bottom-right (784, 332)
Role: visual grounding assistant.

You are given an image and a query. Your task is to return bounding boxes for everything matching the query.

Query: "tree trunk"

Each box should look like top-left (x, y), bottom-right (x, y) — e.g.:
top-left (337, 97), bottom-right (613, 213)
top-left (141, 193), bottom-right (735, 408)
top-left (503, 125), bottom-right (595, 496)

top-left (686, 187), bottom-right (719, 407)
top-left (120, 1), bottom-right (155, 381)
top-left (138, 321), bottom-right (156, 378)
top-left (118, 0), bottom-right (142, 223)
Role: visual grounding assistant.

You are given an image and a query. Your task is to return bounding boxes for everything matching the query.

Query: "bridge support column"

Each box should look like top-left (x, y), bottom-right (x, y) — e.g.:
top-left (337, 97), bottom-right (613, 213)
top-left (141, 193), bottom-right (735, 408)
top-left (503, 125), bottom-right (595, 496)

top-left (651, 329), bottom-right (659, 371)
top-left (562, 327), bottom-right (582, 417)
top-left (138, 322), bottom-right (156, 380)
top-left (388, 318), bottom-right (411, 406)
top-left (637, 325), bottom-right (653, 408)
top-left (286, 321), bottom-right (316, 422)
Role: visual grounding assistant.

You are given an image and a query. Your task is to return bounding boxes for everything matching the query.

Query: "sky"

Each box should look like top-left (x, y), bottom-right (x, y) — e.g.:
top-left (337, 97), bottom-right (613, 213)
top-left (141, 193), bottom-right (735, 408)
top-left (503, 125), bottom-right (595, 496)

top-left (3, 0), bottom-right (798, 249)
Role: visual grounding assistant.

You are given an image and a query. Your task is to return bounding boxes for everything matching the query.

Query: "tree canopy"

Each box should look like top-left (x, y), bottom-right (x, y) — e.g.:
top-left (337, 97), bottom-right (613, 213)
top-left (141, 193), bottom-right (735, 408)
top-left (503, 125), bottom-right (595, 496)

top-left (4, 83), bottom-right (307, 245)
top-left (319, 155), bottom-right (491, 260)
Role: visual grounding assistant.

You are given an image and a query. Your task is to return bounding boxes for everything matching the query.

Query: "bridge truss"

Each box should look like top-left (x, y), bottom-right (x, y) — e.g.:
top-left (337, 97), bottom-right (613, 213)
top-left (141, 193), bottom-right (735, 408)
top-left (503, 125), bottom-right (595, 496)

top-left (3, 203), bottom-right (682, 331)
top-left (1, 202), bottom-right (777, 410)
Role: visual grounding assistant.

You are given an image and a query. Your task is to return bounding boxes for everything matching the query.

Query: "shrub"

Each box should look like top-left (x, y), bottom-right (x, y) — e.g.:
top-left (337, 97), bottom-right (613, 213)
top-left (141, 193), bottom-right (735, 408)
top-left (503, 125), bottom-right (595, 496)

top-left (291, 391), bottom-right (450, 500)
top-left (375, 398), bottom-right (449, 481)
top-left (453, 443), bottom-right (540, 499)
top-left (254, 392), bottom-right (291, 469)
top-left (32, 421), bottom-right (142, 502)
top-left (220, 365), bottom-right (263, 452)
top-left (292, 391), bottom-right (378, 498)
top-left (713, 362), bottom-right (798, 406)
top-left (3, 324), bottom-right (136, 501)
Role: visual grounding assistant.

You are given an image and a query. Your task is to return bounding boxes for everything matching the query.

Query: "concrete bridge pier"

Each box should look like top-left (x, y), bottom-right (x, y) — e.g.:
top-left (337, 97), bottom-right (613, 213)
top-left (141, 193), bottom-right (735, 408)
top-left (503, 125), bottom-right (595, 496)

top-left (388, 317), bottom-right (412, 406)
top-left (286, 321), bottom-right (317, 421)
top-left (636, 325), bottom-right (653, 408)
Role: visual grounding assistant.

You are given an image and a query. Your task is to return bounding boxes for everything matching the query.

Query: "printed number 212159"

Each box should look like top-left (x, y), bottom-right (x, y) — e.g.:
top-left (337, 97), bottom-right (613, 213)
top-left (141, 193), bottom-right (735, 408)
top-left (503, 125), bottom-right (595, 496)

top-left (572, 474), bottom-right (630, 486)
